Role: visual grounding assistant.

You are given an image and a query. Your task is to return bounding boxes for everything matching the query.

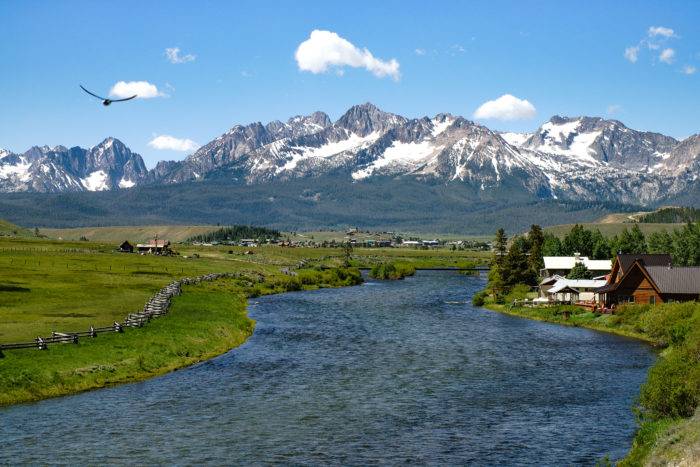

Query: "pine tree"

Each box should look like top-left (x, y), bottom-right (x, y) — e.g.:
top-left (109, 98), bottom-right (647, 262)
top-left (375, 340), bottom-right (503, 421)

top-left (493, 228), bottom-right (508, 269)
top-left (567, 262), bottom-right (593, 279)
top-left (527, 224), bottom-right (545, 279)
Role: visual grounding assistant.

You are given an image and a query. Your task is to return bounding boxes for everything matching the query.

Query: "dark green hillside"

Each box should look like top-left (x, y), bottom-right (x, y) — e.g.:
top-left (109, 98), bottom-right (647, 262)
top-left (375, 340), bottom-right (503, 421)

top-left (0, 176), bottom-right (640, 234)
top-left (638, 207), bottom-right (700, 224)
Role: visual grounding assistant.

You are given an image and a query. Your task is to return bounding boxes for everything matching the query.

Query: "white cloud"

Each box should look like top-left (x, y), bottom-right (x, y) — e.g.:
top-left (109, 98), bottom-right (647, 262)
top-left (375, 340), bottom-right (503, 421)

top-left (607, 104), bottom-right (622, 115)
top-left (148, 135), bottom-right (199, 152)
top-left (473, 94), bottom-right (536, 121)
top-left (165, 47), bottom-right (196, 64)
top-left (659, 48), bottom-right (675, 64)
top-left (648, 26), bottom-right (675, 38)
top-left (295, 30), bottom-right (400, 81)
top-left (109, 81), bottom-right (164, 99)
top-left (414, 48), bottom-right (426, 56)
top-left (682, 65), bottom-right (697, 75)
top-left (624, 46), bottom-right (639, 63)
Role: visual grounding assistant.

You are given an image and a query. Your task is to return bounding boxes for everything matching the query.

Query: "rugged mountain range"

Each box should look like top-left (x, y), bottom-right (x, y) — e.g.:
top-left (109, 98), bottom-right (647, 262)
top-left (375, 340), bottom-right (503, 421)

top-left (0, 138), bottom-right (147, 192)
top-left (2, 103), bottom-right (699, 208)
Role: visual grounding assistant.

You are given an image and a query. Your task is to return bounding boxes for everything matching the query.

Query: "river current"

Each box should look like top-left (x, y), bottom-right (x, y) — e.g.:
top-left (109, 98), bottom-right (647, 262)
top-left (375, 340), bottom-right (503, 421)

top-left (1, 271), bottom-right (655, 465)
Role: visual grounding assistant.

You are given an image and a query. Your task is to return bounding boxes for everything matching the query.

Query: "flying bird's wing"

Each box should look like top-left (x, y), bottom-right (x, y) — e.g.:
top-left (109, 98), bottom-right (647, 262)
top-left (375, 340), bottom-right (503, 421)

top-left (79, 85), bottom-right (107, 100)
top-left (110, 95), bottom-right (137, 102)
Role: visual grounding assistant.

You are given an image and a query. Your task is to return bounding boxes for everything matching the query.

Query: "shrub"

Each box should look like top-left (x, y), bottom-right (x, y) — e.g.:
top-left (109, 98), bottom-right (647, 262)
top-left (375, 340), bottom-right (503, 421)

top-left (472, 290), bottom-right (487, 306)
top-left (370, 262), bottom-right (415, 280)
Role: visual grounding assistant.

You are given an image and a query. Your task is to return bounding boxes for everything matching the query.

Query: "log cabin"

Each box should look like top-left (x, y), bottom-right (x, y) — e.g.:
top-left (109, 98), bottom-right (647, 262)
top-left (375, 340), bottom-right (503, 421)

top-left (596, 255), bottom-right (700, 306)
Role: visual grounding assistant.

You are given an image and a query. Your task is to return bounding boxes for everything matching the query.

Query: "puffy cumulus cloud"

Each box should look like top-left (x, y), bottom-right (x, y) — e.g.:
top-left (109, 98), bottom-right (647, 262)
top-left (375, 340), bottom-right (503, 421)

top-left (165, 47), bottom-right (196, 64)
top-left (682, 65), bottom-right (697, 75)
top-left (659, 48), bottom-right (675, 64)
top-left (295, 30), bottom-right (400, 81)
top-left (148, 135), bottom-right (199, 152)
top-left (624, 46), bottom-right (639, 63)
top-left (648, 26), bottom-right (675, 38)
top-left (473, 94), bottom-right (536, 121)
top-left (109, 81), bottom-right (165, 99)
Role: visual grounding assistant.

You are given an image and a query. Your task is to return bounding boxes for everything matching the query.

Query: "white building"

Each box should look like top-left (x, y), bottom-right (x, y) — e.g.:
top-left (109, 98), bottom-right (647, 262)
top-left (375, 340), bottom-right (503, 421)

top-left (541, 254), bottom-right (611, 279)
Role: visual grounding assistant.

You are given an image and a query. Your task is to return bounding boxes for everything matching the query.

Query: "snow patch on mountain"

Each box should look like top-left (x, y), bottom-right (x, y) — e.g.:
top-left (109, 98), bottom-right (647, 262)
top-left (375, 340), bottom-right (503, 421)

top-left (82, 170), bottom-right (109, 191)
top-left (278, 131), bottom-right (380, 173)
top-left (119, 178), bottom-right (136, 188)
top-left (352, 140), bottom-right (443, 180)
top-left (500, 132), bottom-right (531, 147)
top-left (0, 157), bottom-right (31, 182)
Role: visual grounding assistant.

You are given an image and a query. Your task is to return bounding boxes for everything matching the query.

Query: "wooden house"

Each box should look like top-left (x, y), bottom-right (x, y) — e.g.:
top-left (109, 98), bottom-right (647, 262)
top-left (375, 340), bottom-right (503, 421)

top-left (596, 254), bottom-right (700, 306)
top-left (136, 239), bottom-right (171, 254)
top-left (118, 240), bottom-right (134, 253)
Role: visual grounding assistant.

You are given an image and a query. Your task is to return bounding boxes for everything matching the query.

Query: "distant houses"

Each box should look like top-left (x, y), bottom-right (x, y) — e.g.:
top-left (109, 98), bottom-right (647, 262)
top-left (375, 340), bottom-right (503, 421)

top-left (136, 239), bottom-right (171, 255)
top-left (596, 254), bottom-right (700, 307)
top-left (118, 241), bottom-right (134, 253)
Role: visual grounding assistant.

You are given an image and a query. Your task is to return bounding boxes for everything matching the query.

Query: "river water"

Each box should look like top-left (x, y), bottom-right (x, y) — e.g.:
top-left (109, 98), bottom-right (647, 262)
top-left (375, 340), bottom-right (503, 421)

top-left (1, 271), bottom-right (655, 465)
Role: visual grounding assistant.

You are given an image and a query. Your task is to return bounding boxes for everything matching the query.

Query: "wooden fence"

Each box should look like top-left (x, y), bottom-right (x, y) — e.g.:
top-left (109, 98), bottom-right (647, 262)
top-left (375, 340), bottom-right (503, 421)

top-left (0, 272), bottom-right (234, 357)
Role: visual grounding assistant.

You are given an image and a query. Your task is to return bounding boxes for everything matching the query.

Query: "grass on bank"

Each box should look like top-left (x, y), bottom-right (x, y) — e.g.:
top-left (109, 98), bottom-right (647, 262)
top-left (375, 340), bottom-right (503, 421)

top-left (369, 261), bottom-right (416, 280)
top-left (0, 268), bottom-right (362, 406)
top-left (480, 293), bottom-right (700, 466)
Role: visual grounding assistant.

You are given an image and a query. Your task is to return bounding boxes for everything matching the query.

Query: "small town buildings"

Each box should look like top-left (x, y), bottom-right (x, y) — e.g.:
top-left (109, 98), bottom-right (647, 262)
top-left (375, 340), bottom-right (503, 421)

top-left (596, 254), bottom-right (700, 306)
top-left (401, 240), bottom-right (421, 247)
top-left (136, 239), bottom-right (171, 254)
top-left (540, 254), bottom-right (611, 279)
top-left (239, 239), bottom-right (258, 247)
top-left (118, 241), bottom-right (134, 253)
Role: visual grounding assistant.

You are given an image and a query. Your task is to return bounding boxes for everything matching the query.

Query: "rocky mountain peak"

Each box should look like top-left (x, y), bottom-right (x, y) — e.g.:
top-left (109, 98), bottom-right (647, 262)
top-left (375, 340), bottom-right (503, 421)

top-left (336, 102), bottom-right (407, 136)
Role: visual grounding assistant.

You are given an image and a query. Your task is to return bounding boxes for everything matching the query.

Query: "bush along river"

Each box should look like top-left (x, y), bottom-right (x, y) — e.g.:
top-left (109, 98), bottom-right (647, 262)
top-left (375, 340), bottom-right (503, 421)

top-left (1, 271), bottom-right (654, 465)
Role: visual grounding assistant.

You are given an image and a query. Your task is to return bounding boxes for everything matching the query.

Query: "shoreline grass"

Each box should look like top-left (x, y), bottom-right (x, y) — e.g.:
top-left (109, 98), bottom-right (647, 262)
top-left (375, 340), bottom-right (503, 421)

top-left (481, 299), bottom-right (700, 466)
top-left (0, 268), bottom-right (363, 407)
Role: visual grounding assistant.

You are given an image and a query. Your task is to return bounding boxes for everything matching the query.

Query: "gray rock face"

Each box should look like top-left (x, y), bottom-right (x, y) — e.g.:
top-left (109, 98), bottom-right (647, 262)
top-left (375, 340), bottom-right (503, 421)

top-left (523, 116), bottom-right (678, 170)
top-left (0, 138), bottom-right (147, 192)
top-left (2, 104), bottom-right (699, 207)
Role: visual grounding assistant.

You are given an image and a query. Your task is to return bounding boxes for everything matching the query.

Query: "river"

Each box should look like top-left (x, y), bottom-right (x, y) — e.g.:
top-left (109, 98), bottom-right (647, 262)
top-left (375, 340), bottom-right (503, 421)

top-left (1, 271), bottom-right (655, 465)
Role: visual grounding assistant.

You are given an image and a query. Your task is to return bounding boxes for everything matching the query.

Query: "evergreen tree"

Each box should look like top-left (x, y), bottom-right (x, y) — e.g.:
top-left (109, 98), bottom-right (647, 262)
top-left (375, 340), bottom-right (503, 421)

top-left (542, 233), bottom-right (563, 256)
top-left (567, 262), bottom-right (593, 279)
top-left (590, 229), bottom-right (611, 259)
top-left (527, 224), bottom-right (545, 280)
top-left (487, 265), bottom-right (506, 302)
top-left (615, 225), bottom-right (647, 254)
top-left (503, 239), bottom-right (530, 286)
top-left (493, 228), bottom-right (508, 269)
top-left (562, 224), bottom-right (594, 256)
top-left (648, 230), bottom-right (673, 254)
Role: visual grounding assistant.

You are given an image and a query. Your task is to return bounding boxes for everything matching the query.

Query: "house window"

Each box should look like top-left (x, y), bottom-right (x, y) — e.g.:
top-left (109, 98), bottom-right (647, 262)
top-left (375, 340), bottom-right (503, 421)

top-left (649, 296), bottom-right (656, 305)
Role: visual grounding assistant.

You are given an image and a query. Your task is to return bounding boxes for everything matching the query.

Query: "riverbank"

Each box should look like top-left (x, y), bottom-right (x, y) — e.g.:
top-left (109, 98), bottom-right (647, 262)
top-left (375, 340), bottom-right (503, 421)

top-left (0, 268), bottom-right (362, 407)
top-left (483, 300), bottom-right (700, 466)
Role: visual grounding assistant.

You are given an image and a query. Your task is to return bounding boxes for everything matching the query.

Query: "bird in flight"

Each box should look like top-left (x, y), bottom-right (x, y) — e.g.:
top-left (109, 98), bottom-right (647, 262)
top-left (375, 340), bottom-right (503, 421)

top-left (80, 85), bottom-right (136, 106)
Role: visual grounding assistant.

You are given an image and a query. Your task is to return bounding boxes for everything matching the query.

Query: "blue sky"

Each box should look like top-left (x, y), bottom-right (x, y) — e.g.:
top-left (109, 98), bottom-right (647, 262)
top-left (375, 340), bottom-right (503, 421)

top-left (1, 0), bottom-right (699, 167)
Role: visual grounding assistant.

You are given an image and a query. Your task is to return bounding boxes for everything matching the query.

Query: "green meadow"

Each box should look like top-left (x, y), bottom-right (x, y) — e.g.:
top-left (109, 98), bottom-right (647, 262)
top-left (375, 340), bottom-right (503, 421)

top-left (0, 234), bottom-right (485, 405)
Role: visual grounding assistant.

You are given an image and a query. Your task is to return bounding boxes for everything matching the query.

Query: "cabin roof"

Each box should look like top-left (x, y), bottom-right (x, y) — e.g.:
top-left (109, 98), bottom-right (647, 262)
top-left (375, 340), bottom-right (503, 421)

top-left (548, 278), bottom-right (607, 293)
top-left (617, 254), bottom-right (672, 274)
top-left (645, 266), bottom-right (700, 295)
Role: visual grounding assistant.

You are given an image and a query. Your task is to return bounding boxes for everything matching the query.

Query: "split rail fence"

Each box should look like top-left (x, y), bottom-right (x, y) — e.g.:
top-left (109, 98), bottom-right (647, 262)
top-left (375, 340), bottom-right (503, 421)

top-left (0, 272), bottom-right (234, 357)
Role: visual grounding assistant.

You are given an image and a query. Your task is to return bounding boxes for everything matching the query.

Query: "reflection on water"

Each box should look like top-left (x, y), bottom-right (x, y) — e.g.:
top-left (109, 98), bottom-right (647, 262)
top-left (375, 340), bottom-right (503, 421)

top-left (1, 271), bottom-right (655, 465)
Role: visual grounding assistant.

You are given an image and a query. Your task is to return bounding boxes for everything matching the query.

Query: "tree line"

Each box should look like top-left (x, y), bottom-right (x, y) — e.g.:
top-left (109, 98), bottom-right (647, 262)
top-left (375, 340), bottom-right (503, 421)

top-left (186, 225), bottom-right (281, 243)
top-left (483, 222), bottom-right (700, 302)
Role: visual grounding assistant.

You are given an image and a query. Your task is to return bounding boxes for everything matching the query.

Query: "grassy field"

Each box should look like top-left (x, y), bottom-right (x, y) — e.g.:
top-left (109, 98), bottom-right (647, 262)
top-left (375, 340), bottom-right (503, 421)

top-left (41, 225), bottom-right (493, 244)
top-left (0, 219), bottom-right (32, 237)
top-left (41, 224), bottom-right (219, 243)
top-left (0, 235), bottom-right (487, 405)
